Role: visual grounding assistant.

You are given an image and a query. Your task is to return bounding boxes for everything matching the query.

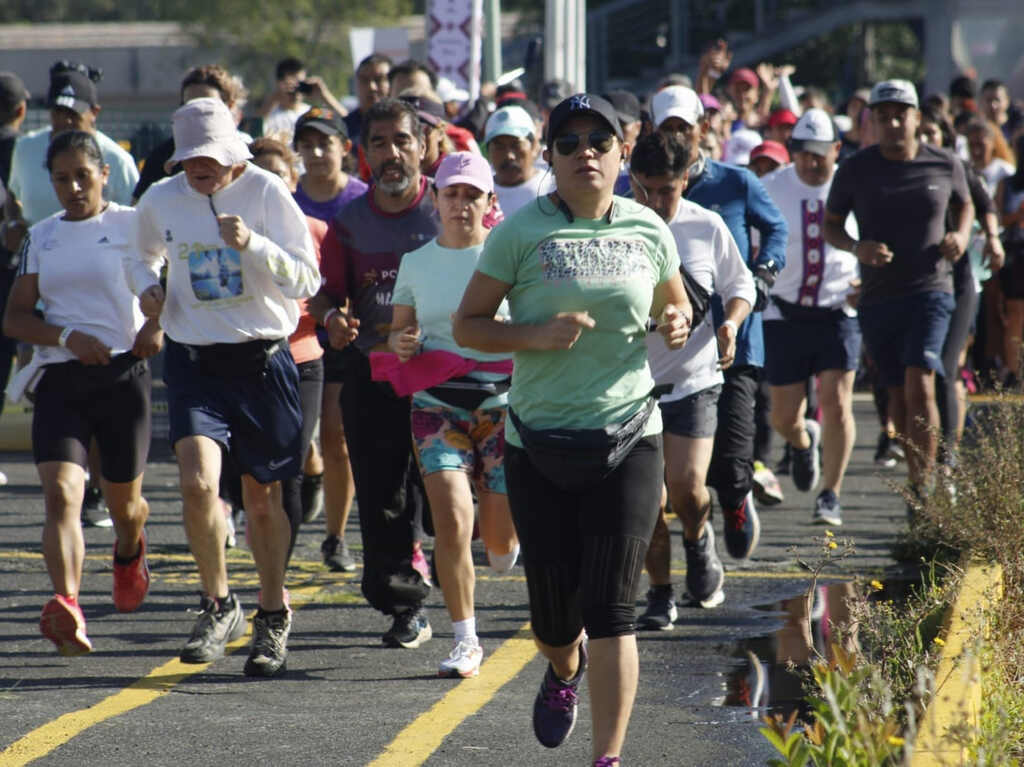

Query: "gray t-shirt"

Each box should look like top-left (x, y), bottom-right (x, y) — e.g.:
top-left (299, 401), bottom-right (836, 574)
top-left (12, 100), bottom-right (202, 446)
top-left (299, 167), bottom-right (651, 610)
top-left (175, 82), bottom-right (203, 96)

top-left (826, 143), bottom-right (969, 304)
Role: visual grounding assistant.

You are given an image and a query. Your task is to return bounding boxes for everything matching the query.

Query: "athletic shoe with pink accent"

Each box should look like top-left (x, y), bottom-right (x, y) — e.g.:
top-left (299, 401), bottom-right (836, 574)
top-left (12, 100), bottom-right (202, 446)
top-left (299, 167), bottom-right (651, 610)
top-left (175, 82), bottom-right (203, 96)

top-left (40, 595), bottom-right (92, 656)
top-left (113, 530), bottom-right (150, 612)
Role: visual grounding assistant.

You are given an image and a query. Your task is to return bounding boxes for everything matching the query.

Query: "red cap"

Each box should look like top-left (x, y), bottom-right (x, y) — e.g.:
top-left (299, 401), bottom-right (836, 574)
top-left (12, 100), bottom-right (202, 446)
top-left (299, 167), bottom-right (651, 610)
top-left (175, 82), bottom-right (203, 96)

top-left (730, 68), bottom-right (760, 88)
top-left (749, 141), bottom-right (790, 167)
top-left (767, 108), bottom-right (798, 127)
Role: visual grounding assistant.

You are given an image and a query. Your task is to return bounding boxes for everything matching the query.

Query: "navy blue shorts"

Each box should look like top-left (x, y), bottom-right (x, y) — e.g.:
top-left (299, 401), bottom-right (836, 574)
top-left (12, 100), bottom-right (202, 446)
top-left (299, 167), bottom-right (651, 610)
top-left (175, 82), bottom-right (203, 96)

top-left (858, 291), bottom-right (955, 388)
top-left (763, 312), bottom-right (862, 387)
top-left (659, 384), bottom-right (721, 438)
top-left (163, 338), bottom-right (303, 483)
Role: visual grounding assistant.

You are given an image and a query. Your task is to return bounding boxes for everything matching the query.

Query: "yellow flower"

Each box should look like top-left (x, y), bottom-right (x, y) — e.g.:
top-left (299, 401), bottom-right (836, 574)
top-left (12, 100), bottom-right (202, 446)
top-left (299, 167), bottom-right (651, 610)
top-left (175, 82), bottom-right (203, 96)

top-left (888, 736), bottom-right (905, 747)
top-left (824, 530), bottom-right (834, 538)
top-left (828, 541), bottom-right (838, 550)
top-left (870, 580), bottom-right (884, 591)
top-left (933, 637), bottom-right (946, 647)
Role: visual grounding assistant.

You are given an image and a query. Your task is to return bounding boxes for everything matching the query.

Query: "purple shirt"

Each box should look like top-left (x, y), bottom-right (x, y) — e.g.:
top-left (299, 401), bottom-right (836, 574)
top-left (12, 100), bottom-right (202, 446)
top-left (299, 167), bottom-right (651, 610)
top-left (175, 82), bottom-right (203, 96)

top-left (293, 176), bottom-right (369, 222)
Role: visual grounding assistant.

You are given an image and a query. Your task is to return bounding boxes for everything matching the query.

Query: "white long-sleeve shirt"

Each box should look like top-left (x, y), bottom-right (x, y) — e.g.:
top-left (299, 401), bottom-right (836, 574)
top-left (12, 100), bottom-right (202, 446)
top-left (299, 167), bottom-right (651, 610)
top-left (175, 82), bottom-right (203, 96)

top-left (646, 199), bottom-right (756, 402)
top-left (130, 164), bottom-right (319, 345)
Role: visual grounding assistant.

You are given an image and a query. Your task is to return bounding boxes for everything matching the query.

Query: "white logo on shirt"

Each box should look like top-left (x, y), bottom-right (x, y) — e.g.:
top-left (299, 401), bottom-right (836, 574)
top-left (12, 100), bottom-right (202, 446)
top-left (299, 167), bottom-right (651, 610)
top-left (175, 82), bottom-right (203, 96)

top-left (268, 457), bottom-right (293, 470)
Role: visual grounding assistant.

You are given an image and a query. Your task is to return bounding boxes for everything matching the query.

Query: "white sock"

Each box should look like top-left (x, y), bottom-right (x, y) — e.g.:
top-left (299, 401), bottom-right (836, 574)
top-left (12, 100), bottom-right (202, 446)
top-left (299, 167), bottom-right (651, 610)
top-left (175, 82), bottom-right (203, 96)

top-left (487, 543), bottom-right (521, 574)
top-left (453, 617), bottom-right (477, 644)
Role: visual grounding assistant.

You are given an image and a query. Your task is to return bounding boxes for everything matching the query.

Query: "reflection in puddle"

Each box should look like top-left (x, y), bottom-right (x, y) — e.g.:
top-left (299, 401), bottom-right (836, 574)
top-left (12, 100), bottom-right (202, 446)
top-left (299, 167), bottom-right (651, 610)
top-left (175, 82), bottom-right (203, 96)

top-left (720, 580), bottom-right (911, 722)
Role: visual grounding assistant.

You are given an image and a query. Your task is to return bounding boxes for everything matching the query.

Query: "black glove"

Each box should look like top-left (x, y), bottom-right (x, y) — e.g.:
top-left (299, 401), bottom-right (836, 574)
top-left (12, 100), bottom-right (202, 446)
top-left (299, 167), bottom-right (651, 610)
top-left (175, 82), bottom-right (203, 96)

top-left (752, 261), bottom-right (778, 312)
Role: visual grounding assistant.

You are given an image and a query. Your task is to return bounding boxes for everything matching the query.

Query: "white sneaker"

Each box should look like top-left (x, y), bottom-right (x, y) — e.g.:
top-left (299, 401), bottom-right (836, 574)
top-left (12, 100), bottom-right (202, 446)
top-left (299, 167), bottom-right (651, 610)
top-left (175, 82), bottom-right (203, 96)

top-left (438, 639), bottom-right (483, 678)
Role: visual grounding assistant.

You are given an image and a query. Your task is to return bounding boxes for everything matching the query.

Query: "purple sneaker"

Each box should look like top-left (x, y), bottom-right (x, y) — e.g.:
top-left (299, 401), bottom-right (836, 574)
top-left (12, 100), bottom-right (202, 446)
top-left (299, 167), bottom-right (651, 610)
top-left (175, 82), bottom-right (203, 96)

top-left (533, 641), bottom-right (588, 748)
top-left (594, 758), bottom-right (621, 766)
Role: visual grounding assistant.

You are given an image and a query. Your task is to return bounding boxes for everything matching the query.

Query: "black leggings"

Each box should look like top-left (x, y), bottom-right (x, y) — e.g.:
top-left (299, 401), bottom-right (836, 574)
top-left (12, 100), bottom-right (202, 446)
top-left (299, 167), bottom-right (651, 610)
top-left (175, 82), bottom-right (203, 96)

top-left (283, 358), bottom-right (324, 562)
top-left (505, 435), bottom-right (663, 646)
top-left (708, 365), bottom-right (758, 511)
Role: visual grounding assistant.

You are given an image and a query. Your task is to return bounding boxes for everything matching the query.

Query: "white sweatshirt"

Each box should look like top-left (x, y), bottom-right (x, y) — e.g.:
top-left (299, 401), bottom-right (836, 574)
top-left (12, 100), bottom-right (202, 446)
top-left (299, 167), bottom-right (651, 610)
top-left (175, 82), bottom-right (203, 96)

top-left (646, 199), bottom-right (756, 402)
top-left (130, 164), bottom-right (319, 345)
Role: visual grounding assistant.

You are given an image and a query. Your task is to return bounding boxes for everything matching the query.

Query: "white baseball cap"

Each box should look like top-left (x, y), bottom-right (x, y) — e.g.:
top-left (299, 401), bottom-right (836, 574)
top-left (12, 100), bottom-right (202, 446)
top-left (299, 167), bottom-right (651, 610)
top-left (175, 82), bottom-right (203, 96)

top-left (166, 97), bottom-right (251, 172)
top-left (790, 108), bottom-right (839, 156)
top-left (436, 76), bottom-right (469, 104)
top-left (869, 79), bottom-right (919, 109)
top-left (484, 105), bottom-right (537, 146)
top-left (723, 128), bottom-right (762, 166)
top-left (651, 85), bottom-right (704, 129)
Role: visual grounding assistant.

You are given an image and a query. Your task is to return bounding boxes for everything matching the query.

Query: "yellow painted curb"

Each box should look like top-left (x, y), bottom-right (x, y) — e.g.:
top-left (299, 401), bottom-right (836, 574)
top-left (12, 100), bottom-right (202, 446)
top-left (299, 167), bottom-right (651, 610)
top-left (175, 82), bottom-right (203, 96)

top-left (910, 562), bottom-right (1003, 766)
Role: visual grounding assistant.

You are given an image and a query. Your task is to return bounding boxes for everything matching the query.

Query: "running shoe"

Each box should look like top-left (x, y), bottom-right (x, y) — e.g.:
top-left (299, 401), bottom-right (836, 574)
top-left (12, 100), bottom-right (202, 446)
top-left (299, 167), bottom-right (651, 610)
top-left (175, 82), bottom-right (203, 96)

top-left (874, 432), bottom-right (897, 468)
top-left (244, 608), bottom-right (292, 677)
top-left (722, 491), bottom-right (760, 560)
top-left (382, 609), bottom-right (432, 649)
top-left (812, 489), bottom-right (843, 526)
top-left (791, 419), bottom-right (822, 492)
top-left (724, 649), bottom-right (767, 719)
top-left (683, 522), bottom-right (725, 608)
top-left (321, 535), bottom-right (356, 572)
top-left (81, 485), bottom-right (113, 528)
top-left (533, 641), bottom-right (587, 748)
top-left (300, 473), bottom-right (325, 523)
top-left (752, 460), bottom-right (784, 506)
top-left (40, 595), bottom-right (92, 656)
top-left (180, 593), bottom-right (246, 663)
top-left (438, 639), bottom-right (484, 678)
top-left (593, 759), bottom-right (621, 767)
top-left (112, 530), bottom-right (150, 612)
top-left (636, 585), bottom-right (677, 630)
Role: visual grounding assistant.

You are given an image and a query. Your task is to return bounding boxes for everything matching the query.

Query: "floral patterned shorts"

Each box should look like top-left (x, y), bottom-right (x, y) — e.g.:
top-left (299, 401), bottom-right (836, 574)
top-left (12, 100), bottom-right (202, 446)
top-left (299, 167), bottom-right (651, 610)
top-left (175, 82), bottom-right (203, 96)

top-left (410, 399), bottom-right (507, 494)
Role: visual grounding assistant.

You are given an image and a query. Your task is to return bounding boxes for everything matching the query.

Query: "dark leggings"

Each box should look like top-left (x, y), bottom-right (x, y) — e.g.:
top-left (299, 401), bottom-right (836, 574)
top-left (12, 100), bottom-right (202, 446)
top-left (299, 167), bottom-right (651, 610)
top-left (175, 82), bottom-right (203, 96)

top-left (708, 365), bottom-right (758, 511)
top-left (936, 276), bottom-right (978, 455)
top-left (282, 358), bottom-right (325, 563)
top-left (505, 435), bottom-right (663, 646)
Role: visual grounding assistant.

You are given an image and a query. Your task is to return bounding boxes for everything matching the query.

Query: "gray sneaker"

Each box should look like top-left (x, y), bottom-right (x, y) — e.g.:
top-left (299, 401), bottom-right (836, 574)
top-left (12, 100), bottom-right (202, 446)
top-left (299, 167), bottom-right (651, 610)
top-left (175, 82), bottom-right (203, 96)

top-left (636, 586), bottom-right (677, 630)
top-left (812, 489), bottom-right (843, 526)
top-left (683, 522), bottom-right (725, 608)
top-left (180, 594), bottom-right (246, 663)
top-left (792, 419), bottom-right (822, 492)
top-left (321, 535), bottom-right (356, 572)
top-left (244, 608), bottom-right (292, 677)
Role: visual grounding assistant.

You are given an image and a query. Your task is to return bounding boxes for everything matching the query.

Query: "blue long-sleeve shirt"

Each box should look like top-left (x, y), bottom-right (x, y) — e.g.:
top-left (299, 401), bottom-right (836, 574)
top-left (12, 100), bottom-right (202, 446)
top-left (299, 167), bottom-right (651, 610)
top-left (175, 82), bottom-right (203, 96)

top-left (685, 158), bottom-right (788, 367)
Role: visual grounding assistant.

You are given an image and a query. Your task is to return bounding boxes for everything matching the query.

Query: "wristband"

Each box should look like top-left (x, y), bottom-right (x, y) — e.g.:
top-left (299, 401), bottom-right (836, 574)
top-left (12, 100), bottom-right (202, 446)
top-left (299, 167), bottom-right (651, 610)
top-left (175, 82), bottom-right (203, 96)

top-left (57, 327), bottom-right (73, 348)
top-left (322, 307), bottom-right (340, 327)
top-left (722, 320), bottom-right (738, 334)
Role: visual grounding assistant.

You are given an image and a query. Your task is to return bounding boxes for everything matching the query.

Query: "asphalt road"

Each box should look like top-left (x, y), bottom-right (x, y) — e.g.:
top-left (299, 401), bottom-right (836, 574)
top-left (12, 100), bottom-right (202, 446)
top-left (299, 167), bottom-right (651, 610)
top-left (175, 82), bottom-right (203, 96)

top-left (0, 399), bottom-right (910, 767)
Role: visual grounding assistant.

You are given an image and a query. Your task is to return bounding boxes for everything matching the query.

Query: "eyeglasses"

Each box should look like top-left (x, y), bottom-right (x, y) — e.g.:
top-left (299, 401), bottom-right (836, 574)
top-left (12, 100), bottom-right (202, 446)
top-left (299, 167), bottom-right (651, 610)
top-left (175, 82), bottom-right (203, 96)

top-left (553, 130), bottom-right (616, 156)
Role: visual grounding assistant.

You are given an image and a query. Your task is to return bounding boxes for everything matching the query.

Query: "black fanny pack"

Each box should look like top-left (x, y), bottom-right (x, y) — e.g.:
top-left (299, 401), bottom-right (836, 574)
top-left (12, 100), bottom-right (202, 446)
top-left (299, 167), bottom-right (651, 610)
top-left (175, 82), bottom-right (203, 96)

top-left (183, 338), bottom-right (288, 378)
top-left (426, 376), bottom-right (511, 411)
top-left (508, 396), bottom-right (657, 491)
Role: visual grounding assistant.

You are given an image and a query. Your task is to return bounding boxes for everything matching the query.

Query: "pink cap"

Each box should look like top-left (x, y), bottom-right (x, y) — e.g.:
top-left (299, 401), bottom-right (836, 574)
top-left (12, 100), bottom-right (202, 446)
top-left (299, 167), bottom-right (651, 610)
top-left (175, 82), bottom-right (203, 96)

top-left (434, 151), bottom-right (493, 194)
top-left (767, 108), bottom-right (798, 127)
top-left (699, 93), bottom-right (722, 112)
top-left (730, 68), bottom-right (760, 89)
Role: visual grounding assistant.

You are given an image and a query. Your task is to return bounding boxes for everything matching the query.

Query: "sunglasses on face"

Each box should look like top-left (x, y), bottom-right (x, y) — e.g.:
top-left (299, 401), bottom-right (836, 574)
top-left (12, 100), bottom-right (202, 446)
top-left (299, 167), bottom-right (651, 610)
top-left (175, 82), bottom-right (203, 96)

top-left (553, 130), bottom-right (616, 156)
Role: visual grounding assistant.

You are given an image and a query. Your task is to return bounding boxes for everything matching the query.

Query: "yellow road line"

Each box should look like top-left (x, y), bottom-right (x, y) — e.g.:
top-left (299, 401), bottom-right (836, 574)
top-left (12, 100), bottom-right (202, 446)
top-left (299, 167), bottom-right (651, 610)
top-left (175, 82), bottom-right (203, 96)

top-left (367, 623), bottom-right (536, 767)
top-left (0, 583), bottom-right (324, 766)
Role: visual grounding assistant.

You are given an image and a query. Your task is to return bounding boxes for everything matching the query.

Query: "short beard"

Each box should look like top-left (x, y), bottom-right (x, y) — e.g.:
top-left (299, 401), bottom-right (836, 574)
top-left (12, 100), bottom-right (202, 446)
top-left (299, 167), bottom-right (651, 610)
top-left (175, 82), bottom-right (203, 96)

top-left (378, 175), bottom-right (412, 195)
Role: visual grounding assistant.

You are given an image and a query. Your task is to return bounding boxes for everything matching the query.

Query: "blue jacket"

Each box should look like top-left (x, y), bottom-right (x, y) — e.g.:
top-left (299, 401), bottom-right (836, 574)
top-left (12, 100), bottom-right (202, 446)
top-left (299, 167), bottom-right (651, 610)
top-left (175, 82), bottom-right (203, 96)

top-left (685, 159), bottom-right (788, 367)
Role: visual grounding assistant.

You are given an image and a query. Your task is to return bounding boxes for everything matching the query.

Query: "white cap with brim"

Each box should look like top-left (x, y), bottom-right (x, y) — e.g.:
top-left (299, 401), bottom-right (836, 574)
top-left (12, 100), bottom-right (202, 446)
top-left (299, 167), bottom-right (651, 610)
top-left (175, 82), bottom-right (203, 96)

top-left (723, 128), bottom-right (762, 166)
top-left (166, 97), bottom-right (252, 173)
top-left (484, 105), bottom-right (536, 146)
top-left (869, 79), bottom-right (919, 109)
top-left (651, 86), bottom-right (704, 129)
top-left (789, 108), bottom-right (839, 156)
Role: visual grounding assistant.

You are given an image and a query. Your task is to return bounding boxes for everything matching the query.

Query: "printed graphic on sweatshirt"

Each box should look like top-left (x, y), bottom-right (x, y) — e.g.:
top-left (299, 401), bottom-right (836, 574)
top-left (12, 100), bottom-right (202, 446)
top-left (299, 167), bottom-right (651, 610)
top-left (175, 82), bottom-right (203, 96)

top-left (188, 247), bottom-right (243, 301)
top-left (538, 237), bottom-right (649, 283)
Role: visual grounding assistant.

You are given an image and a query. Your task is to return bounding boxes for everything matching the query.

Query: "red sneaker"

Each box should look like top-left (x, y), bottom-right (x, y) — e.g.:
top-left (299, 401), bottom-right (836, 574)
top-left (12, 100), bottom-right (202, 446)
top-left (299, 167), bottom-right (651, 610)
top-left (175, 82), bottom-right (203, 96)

top-left (113, 530), bottom-right (150, 613)
top-left (40, 595), bottom-right (92, 656)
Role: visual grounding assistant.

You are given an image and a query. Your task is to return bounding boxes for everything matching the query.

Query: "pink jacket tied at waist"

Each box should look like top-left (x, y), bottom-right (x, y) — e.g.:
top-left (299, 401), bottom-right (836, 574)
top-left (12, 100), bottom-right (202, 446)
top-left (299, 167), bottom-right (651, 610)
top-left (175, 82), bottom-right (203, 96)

top-left (370, 350), bottom-right (514, 397)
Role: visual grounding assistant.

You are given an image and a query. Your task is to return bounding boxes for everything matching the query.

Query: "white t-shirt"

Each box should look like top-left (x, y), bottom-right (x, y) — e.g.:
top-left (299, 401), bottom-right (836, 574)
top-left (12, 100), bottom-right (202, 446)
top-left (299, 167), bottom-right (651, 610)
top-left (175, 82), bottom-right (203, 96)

top-left (646, 199), bottom-right (756, 402)
top-left (263, 105), bottom-right (307, 140)
top-left (493, 171), bottom-right (555, 217)
top-left (981, 158), bottom-right (1015, 199)
top-left (760, 165), bottom-right (859, 318)
top-left (130, 164), bottom-right (319, 345)
top-left (18, 203), bottom-right (145, 366)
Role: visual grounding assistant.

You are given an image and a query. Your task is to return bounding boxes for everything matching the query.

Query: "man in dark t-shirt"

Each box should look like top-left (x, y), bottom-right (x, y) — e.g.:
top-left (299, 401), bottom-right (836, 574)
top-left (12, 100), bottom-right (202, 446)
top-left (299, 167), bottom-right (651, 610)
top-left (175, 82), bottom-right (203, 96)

top-left (824, 79), bottom-right (973, 507)
top-left (310, 98), bottom-right (437, 649)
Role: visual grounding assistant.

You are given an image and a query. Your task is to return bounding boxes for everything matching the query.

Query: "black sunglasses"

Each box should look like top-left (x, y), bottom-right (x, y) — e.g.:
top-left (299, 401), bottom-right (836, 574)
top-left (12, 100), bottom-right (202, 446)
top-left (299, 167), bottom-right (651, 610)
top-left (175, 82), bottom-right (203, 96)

top-left (553, 130), bottom-right (616, 156)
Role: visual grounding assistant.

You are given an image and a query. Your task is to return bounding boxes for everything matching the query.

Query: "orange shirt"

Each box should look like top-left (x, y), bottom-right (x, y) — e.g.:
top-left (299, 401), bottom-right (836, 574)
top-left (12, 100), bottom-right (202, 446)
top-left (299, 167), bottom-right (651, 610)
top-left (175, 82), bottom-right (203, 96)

top-left (288, 215), bottom-right (327, 364)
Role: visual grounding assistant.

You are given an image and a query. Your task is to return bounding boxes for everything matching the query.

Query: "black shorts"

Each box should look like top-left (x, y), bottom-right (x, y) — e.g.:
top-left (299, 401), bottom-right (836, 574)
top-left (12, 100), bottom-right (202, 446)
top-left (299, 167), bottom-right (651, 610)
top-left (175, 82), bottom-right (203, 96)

top-left (763, 313), bottom-right (862, 386)
top-left (322, 345), bottom-right (361, 384)
top-left (658, 385), bottom-right (721, 438)
top-left (32, 352), bottom-right (151, 483)
top-left (164, 338), bottom-right (303, 484)
top-left (999, 245), bottom-right (1024, 300)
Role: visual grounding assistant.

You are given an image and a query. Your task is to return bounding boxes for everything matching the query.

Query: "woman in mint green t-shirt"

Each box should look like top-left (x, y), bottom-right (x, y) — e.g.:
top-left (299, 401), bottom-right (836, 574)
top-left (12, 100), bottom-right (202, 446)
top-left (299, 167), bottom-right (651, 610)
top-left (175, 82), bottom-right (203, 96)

top-left (389, 152), bottom-right (519, 680)
top-left (453, 94), bottom-right (692, 767)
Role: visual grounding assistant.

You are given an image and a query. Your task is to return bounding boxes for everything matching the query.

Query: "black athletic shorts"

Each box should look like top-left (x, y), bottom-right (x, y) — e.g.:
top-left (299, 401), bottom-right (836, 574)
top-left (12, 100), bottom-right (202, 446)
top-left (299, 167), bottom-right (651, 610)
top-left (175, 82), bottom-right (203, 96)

top-left (32, 352), bottom-right (151, 483)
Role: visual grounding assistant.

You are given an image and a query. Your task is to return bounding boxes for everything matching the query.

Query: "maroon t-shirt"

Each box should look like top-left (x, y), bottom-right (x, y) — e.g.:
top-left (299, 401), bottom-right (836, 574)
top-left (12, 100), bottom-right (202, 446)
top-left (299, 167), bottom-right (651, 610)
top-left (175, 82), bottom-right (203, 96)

top-left (320, 177), bottom-right (438, 353)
